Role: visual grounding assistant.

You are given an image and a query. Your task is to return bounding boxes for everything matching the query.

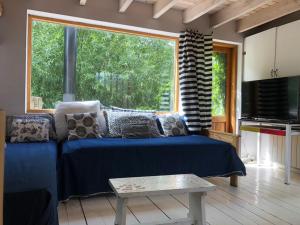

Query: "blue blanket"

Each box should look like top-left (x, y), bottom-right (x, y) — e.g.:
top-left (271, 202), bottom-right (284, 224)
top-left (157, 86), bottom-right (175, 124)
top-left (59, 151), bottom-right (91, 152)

top-left (5, 141), bottom-right (58, 225)
top-left (60, 135), bottom-right (246, 200)
top-left (4, 190), bottom-right (55, 225)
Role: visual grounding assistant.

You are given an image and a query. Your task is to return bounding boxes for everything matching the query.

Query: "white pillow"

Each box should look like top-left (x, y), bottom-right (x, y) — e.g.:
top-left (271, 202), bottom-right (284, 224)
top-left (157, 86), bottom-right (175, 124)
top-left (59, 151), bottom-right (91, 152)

top-left (54, 101), bottom-right (106, 141)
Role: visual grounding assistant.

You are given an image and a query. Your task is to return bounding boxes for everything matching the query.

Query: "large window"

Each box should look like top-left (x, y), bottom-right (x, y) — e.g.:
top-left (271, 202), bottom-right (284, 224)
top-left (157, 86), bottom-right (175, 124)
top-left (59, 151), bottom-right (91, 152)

top-left (27, 16), bottom-right (178, 112)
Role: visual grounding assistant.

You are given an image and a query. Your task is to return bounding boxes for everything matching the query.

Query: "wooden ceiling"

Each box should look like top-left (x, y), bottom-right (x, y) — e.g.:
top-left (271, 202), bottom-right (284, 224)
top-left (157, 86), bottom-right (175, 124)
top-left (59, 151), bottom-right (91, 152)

top-left (80, 0), bottom-right (300, 33)
top-left (137, 0), bottom-right (239, 11)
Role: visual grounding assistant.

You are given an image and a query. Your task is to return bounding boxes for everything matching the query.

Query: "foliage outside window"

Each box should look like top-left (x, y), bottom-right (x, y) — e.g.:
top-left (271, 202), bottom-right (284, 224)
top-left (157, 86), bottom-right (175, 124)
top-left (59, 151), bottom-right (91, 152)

top-left (212, 52), bottom-right (227, 116)
top-left (31, 21), bottom-right (64, 109)
top-left (29, 18), bottom-right (178, 112)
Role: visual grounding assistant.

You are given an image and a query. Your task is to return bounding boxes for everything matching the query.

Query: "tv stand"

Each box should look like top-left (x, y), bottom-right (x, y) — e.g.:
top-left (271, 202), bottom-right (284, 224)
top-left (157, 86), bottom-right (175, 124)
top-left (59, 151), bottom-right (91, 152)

top-left (239, 119), bottom-right (300, 184)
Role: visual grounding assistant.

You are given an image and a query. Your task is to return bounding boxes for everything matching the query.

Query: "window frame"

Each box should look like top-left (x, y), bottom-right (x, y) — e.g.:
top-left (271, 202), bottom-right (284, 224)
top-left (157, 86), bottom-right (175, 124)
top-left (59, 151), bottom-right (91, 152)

top-left (26, 15), bottom-right (179, 113)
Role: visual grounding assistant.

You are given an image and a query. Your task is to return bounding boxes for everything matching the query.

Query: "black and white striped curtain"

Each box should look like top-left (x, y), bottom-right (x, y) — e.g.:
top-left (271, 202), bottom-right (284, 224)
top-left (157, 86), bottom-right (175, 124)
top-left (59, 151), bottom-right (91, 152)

top-left (179, 31), bottom-right (213, 133)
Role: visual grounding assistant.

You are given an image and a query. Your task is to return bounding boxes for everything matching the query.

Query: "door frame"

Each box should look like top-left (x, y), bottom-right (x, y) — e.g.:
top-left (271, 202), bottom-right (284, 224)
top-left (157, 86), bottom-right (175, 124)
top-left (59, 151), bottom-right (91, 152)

top-left (213, 42), bottom-right (238, 133)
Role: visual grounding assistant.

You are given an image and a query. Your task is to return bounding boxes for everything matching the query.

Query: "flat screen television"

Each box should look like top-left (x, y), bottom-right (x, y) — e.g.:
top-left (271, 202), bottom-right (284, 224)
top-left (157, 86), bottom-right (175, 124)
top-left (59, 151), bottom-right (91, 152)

top-left (242, 76), bottom-right (300, 123)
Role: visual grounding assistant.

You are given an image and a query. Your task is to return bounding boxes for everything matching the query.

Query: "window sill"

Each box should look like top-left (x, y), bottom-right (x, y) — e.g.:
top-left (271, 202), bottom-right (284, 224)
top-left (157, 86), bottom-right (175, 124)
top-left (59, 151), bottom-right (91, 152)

top-left (26, 109), bottom-right (55, 114)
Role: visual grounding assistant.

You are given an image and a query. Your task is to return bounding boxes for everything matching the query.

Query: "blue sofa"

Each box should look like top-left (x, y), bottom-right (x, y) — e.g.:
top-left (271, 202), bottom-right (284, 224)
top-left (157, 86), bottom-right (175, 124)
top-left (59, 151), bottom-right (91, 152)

top-left (4, 141), bottom-right (58, 225)
top-left (4, 117), bottom-right (246, 225)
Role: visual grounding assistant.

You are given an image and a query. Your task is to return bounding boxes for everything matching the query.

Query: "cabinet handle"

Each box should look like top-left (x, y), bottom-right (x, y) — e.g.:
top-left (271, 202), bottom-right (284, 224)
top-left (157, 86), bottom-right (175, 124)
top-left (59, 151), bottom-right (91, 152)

top-left (275, 69), bottom-right (279, 78)
top-left (271, 69), bottom-right (274, 78)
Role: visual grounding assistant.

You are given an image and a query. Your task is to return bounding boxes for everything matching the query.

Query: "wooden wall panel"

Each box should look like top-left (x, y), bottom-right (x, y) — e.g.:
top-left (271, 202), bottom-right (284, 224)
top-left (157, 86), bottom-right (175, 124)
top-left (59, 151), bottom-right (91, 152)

top-left (292, 137), bottom-right (297, 168)
top-left (240, 131), bottom-right (257, 158)
top-left (297, 136), bottom-right (300, 168)
top-left (272, 136), bottom-right (277, 163)
top-left (278, 137), bottom-right (282, 162)
top-left (260, 134), bottom-right (271, 163)
top-left (242, 133), bottom-right (300, 170)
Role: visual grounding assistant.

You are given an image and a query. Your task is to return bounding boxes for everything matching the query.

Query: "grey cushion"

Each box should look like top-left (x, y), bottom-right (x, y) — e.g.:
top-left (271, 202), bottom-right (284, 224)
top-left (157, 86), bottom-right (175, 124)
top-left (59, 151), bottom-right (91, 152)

top-left (120, 123), bottom-right (152, 138)
top-left (106, 111), bottom-right (161, 138)
top-left (158, 114), bottom-right (188, 136)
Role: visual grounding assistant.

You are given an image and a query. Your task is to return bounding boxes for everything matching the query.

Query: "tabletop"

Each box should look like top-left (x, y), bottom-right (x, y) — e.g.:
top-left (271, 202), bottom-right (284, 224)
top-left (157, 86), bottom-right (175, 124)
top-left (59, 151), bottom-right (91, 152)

top-left (109, 174), bottom-right (216, 198)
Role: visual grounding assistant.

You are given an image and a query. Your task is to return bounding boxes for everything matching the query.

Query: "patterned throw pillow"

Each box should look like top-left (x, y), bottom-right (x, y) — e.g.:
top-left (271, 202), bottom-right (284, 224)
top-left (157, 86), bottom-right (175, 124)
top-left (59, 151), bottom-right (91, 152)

top-left (158, 114), bottom-right (187, 136)
top-left (106, 111), bottom-right (161, 138)
top-left (65, 112), bottom-right (101, 141)
top-left (10, 119), bottom-right (50, 143)
top-left (6, 114), bottom-right (56, 140)
top-left (55, 101), bottom-right (106, 141)
top-left (120, 123), bottom-right (151, 138)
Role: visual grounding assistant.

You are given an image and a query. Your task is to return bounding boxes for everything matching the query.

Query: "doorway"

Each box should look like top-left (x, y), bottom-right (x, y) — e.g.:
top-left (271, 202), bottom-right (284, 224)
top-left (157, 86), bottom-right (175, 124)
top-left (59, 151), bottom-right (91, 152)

top-left (211, 42), bottom-right (237, 133)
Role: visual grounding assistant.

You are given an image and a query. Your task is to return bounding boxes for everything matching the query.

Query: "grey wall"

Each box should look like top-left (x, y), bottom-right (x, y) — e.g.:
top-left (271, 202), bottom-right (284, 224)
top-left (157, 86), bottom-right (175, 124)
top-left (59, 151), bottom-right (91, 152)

top-left (0, 0), bottom-right (242, 114)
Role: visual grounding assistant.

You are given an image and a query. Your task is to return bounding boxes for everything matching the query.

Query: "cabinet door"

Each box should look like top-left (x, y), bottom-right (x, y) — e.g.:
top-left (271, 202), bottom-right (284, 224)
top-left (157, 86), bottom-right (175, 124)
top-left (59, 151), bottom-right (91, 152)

top-left (276, 20), bottom-right (300, 77)
top-left (244, 28), bottom-right (276, 81)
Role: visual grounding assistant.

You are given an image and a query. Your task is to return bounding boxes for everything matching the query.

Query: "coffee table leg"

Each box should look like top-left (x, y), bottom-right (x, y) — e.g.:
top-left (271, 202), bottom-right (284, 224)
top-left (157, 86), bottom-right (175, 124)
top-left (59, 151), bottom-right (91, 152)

top-left (115, 197), bottom-right (128, 225)
top-left (188, 192), bottom-right (206, 225)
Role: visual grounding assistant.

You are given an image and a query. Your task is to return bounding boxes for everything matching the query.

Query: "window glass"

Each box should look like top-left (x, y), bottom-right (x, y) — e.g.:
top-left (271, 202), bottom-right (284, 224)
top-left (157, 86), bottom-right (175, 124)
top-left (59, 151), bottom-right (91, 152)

top-left (31, 21), bottom-right (64, 109)
top-left (212, 52), bottom-right (227, 116)
top-left (30, 19), bottom-right (177, 111)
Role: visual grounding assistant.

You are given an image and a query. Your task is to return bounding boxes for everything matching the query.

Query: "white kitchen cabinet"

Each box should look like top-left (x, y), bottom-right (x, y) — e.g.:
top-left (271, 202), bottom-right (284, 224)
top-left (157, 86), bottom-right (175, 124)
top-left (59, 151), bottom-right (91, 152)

top-left (244, 28), bottom-right (276, 81)
top-left (276, 20), bottom-right (300, 77)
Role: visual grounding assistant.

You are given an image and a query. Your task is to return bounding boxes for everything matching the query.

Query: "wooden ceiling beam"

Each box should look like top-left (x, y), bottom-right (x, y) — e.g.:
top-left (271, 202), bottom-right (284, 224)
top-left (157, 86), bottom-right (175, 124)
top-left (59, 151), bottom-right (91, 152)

top-left (183, 0), bottom-right (226, 24)
top-left (119, 0), bottom-right (134, 12)
top-left (79, 0), bottom-right (87, 6)
top-left (237, 0), bottom-right (300, 33)
top-left (153, 0), bottom-right (179, 19)
top-left (210, 0), bottom-right (273, 28)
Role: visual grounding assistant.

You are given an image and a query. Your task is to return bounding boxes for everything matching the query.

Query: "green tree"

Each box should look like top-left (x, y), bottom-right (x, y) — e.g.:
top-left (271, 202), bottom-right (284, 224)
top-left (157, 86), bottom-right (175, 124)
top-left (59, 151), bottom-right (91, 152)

top-left (212, 52), bottom-right (226, 116)
top-left (31, 21), bottom-right (176, 111)
top-left (31, 21), bottom-right (64, 109)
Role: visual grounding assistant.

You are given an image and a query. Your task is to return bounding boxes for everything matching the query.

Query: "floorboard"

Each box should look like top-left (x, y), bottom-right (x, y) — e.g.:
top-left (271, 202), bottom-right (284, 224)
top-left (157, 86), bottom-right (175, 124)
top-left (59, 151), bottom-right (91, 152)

top-left (125, 196), bottom-right (170, 224)
top-left (107, 195), bottom-right (141, 225)
top-left (58, 203), bottom-right (69, 225)
top-left (65, 199), bottom-right (87, 225)
top-left (59, 166), bottom-right (300, 225)
top-left (147, 195), bottom-right (188, 220)
top-left (209, 190), bottom-right (273, 225)
top-left (172, 193), bottom-right (241, 225)
top-left (80, 196), bottom-right (114, 225)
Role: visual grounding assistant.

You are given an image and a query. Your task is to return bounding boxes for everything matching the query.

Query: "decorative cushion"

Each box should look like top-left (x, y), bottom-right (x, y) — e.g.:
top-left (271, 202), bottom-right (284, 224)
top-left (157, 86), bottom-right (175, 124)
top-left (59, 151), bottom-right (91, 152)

top-left (120, 123), bottom-right (151, 139)
top-left (65, 112), bottom-right (101, 141)
top-left (54, 101), bottom-right (106, 141)
top-left (6, 114), bottom-right (56, 140)
top-left (102, 107), bottom-right (156, 135)
top-left (158, 114), bottom-right (188, 136)
top-left (10, 118), bottom-right (50, 143)
top-left (106, 111), bottom-right (161, 138)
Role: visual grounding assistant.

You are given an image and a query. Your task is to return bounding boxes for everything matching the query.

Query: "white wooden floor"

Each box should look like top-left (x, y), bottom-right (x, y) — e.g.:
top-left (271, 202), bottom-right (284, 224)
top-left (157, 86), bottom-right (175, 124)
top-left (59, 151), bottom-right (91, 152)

top-left (58, 165), bottom-right (300, 225)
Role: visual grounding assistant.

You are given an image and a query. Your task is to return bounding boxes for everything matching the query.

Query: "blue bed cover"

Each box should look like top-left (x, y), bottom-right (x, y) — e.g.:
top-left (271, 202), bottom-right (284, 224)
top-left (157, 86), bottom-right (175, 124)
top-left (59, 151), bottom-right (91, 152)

top-left (60, 135), bottom-right (246, 200)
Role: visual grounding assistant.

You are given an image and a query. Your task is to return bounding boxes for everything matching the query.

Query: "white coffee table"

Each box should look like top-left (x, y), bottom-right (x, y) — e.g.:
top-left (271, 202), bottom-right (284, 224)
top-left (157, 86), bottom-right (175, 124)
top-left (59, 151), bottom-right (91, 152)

top-left (109, 174), bottom-right (216, 225)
